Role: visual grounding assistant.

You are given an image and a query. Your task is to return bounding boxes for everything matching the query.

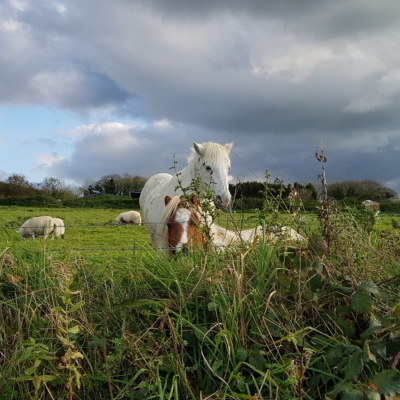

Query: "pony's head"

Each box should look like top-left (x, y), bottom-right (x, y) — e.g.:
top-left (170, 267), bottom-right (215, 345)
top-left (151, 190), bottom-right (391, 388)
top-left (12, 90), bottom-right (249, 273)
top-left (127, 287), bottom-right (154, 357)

top-left (164, 194), bottom-right (207, 254)
top-left (190, 142), bottom-right (233, 209)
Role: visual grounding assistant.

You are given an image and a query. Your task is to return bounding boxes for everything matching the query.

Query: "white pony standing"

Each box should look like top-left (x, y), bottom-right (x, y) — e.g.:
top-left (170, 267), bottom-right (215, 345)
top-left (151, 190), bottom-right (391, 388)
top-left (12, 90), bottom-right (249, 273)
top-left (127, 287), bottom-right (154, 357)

top-left (139, 141), bottom-right (233, 248)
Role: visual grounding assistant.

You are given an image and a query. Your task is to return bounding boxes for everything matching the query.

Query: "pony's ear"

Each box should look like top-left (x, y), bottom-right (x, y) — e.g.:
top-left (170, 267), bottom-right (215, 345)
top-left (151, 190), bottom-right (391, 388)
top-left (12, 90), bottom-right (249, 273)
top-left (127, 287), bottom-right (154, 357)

top-left (165, 195), bottom-right (172, 205)
top-left (224, 142), bottom-right (234, 153)
top-left (193, 142), bottom-right (204, 156)
top-left (190, 194), bottom-right (199, 207)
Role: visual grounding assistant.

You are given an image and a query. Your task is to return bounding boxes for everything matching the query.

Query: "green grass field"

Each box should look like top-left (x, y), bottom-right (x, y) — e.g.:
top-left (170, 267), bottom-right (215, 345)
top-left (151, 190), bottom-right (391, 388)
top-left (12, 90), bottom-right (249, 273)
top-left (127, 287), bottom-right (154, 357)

top-left (1, 205), bottom-right (400, 399)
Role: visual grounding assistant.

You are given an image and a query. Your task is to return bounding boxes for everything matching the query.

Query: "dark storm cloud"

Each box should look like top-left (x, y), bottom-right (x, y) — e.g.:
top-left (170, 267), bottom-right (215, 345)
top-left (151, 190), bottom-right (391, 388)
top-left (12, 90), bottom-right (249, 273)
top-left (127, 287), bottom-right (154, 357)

top-left (1, 0), bottom-right (400, 193)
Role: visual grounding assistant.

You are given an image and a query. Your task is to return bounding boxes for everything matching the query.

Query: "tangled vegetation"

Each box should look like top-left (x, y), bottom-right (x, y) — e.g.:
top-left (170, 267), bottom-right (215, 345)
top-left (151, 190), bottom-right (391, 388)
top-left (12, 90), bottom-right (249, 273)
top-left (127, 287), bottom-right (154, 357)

top-left (1, 155), bottom-right (400, 399)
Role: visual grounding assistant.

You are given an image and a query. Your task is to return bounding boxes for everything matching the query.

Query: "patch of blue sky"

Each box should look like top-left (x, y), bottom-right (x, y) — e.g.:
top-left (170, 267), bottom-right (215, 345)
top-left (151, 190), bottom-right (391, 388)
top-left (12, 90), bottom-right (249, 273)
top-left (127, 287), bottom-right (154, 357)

top-left (0, 105), bottom-right (81, 182)
top-left (0, 104), bottom-right (149, 183)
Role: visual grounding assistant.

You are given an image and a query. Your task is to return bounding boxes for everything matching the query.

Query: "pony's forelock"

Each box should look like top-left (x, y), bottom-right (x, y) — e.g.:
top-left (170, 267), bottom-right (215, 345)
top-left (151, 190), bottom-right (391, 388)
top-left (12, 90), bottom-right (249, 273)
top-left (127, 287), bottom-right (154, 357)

top-left (188, 142), bottom-right (231, 167)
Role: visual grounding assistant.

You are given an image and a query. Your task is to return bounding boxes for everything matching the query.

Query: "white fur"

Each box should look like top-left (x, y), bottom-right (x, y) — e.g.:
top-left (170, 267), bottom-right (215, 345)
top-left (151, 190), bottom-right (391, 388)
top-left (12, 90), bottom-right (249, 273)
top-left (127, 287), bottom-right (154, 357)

top-left (162, 196), bottom-right (306, 253)
top-left (18, 216), bottom-right (56, 240)
top-left (52, 217), bottom-right (65, 239)
top-left (208, 224), bottom-right (263, 250)
top-left (264, 225), bottom-right (306, 242)
top-left (114, 211), bottom-right (142, 225)
top-left (140, 141), bottom-right (233, 247)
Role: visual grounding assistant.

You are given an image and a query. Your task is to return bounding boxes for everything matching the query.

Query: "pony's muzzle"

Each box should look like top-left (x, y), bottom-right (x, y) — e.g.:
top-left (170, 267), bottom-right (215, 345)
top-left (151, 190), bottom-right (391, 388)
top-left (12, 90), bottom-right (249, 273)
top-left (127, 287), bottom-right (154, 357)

top-left (215, 195), bottom-right (231, 209)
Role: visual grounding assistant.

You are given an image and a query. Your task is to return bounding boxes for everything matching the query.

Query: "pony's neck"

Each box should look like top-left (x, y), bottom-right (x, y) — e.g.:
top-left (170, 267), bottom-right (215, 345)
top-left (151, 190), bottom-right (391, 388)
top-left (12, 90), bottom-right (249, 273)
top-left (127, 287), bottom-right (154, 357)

top-left (175, 161), bottom-right (202, 193)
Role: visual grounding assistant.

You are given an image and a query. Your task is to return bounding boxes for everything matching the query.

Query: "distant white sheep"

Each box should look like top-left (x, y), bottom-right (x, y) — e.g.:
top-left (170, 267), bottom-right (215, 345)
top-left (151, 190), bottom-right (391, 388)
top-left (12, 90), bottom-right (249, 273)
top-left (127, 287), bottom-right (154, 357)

top-left (114, 211), bottom-right (142, 225)
top-left (52, 217), bottom-right (65, 239)
top-left (18, 216), bottom-right (56, 239)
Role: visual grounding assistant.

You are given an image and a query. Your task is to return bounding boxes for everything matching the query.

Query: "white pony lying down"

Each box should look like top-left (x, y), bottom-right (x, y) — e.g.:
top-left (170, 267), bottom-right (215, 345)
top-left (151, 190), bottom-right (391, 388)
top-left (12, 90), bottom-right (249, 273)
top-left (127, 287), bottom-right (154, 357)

top-left (114, 211), bottom-right (142, 225)
top-left (18, 216), bottom-right (64, 239)
top-left (161, 195), bottom-right (306, 254)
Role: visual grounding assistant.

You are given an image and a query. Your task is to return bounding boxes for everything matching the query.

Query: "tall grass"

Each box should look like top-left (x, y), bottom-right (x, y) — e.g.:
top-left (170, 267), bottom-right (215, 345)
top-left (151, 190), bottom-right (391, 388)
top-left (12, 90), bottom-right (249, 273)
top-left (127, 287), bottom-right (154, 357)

top-left (1, 185), bottom-right (400, 398)
top-left (1, 213), bottom-right (400, 399)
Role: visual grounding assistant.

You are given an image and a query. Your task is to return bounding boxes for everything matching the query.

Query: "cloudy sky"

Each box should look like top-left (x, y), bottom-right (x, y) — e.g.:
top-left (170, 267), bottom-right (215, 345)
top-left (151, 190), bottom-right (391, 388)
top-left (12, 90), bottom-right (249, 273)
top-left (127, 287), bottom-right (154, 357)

top-left (1, 0), bottom-right (400, 194)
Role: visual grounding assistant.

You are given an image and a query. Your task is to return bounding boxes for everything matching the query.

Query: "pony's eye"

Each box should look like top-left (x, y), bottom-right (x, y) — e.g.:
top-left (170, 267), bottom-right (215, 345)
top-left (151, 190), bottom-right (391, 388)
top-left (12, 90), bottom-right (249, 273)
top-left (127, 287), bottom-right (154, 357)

top-left (205, 166), bottom-right (212, 172)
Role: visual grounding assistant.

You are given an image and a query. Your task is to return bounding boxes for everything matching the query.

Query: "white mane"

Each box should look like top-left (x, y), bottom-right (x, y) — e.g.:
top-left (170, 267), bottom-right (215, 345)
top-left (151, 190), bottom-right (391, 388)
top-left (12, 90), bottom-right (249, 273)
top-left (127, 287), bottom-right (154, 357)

top-left (187, 142), bottom-right (232, 169)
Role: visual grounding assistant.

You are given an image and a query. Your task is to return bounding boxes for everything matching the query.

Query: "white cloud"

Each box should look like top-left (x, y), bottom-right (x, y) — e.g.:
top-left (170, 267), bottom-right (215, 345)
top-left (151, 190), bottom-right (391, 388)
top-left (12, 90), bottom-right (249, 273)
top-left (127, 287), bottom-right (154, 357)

top-left (252, 45), bottom-right (339, 83)
top-left (35, 153), bottom-right (66, 169)
top-left (153, 119), bottom-right (171, 129)
top-left (9, 0), bottom-right (28, 12)
top-left (30, 69), bottom-right (81, 102)
top-left (60, 122), bottom-right (137, 138)
top-left (344, 94), bottom-right (390, 113)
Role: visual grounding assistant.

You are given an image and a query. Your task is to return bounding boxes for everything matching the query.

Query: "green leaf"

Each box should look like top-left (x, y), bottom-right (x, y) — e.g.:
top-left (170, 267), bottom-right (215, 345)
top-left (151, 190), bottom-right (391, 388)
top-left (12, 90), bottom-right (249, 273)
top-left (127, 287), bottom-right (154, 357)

top-left (341, 349), bottom-right (364, 380)
top-left (326, 381), bottom-right (362, 399)
top-left (207, 302), bottom-right (219, 311)
top-left (360, 321), bottom-right (382, 340)
top-left (70, 300), bottom-right (85, 313)
top-left (38, 375), bottom-right (58, 383)
top-left (357, 281), bottom-right (380, 295)
top-left (327, 313), bottom-right (355, 338)
top-left (309, 274), bottom-right (323, 292)
top-left (71, 351), bottom-right (84, 359)
top-left (214, 331), bottom-right (222, 346)
top-left (248, 351), bottom-right (267, 371)
top-left (340, 387), bottom-right (364, 400)
top-left (212, 360), bottom-right (222, 372)
top-left (57, 335), bottom-right (72, 347)
top-left (24, 365), bottom-right (38, 375)
top-left (327, 381), bottom-right (366, 399)
top-left (12, 375), bottom-right (34, 382)
top-left (333, 285), bottom-right (354, 295)
top-left (235, 347), bottom-right (248, 362)
top-left (365, 389), bottom-right (380, 400)
top-left (193, 325), bottom-right (207, 341)
top-left (369, 343), bottom-right (386, 359)
top-left (336, 305), bottom-right (352, 315)
top-left (325, 345), bottom-right (346, 366)
top-left (15, 346), bottom-right (33, 363)
top-left (68, 325), bottom-right (81, 334)
top-left (351, 292), bottom-right (372, 313)
top-left (373, 369), bottom-right (400, 396)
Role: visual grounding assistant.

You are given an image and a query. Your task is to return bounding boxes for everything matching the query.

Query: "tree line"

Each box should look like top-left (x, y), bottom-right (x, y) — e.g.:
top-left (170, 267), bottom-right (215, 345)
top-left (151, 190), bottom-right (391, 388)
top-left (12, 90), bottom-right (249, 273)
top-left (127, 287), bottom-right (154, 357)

top-left (0, 173), bottom-right (398, 211)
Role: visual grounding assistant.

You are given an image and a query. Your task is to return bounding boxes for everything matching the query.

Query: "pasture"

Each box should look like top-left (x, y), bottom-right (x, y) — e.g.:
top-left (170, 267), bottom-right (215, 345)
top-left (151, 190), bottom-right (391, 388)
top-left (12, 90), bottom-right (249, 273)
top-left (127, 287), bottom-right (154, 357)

top-left (1, 207), bottom-right (150, 267)
top-left (1, 205), bottom-right (400, 399)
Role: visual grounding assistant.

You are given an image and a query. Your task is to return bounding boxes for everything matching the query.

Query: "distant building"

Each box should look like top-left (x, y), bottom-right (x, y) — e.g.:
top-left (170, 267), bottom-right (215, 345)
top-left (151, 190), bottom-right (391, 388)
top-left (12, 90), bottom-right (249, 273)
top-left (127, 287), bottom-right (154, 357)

top-left (129, 190), bottom-right (141, 199)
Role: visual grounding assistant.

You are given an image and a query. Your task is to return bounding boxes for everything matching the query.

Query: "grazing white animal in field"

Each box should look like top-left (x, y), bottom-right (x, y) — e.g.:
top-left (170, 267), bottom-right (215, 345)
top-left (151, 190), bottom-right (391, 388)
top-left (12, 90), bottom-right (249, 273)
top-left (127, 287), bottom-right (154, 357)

top-left (140, 141), bottom-right (233, 247)
top-left (114, 211), bottom-right (142, 225)
top-left (52, 217), bottom-right (65, 239)
top-left (18, 216), bottom-right (56, 239)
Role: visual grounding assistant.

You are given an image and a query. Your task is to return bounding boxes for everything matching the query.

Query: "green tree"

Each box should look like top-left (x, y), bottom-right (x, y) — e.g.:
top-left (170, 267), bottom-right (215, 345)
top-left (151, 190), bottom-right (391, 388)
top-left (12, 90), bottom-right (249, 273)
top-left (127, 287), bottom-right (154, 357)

top-left (81, 174), bottom-right (147, 196)
top-left (40, 177), bottom-right (78, 201)
top-left (328, 180), bottom-right (396, 202)
top-left (0, 174), bottom-right (38, 197)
